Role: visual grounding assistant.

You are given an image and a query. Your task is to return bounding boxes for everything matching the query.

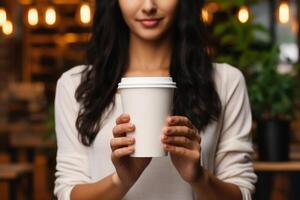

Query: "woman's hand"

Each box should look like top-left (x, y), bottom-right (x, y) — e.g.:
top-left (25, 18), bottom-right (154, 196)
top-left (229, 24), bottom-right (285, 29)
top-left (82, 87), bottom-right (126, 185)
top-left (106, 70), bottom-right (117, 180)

top-left (161, 116), bottom-right (203, 183)
top-left (111, 113), bottom-right (152, 188)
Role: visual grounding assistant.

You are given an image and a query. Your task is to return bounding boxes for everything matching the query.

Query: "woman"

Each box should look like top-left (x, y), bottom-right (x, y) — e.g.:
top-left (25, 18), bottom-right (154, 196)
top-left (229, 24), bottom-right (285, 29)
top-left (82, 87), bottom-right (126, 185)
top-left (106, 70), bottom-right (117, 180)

top-left (54, 0), bottom-right (257, 199)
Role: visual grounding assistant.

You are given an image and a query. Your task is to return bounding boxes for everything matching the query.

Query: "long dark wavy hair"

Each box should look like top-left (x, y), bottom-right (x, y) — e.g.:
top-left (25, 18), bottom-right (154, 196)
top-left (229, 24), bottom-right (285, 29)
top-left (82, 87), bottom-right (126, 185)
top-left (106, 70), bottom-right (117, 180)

top-left (75, 0), bottom-right (222, 146)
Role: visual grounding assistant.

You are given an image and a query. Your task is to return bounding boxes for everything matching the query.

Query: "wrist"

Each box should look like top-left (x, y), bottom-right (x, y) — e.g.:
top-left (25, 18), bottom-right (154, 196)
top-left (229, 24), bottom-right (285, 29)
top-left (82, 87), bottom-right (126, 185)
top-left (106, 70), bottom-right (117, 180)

top-left (189, 166), bottom-right (207, 187)
top-left (111, 172), bottom-right (122, 187)
top-left (111, 172), bottom-right (134, 190)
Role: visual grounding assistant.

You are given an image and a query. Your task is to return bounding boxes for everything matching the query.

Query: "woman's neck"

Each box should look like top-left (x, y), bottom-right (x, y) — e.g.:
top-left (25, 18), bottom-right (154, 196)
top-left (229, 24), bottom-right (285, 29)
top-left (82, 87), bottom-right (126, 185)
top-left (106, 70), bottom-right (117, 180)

top-left (126, 33), bottom-right (172, 77)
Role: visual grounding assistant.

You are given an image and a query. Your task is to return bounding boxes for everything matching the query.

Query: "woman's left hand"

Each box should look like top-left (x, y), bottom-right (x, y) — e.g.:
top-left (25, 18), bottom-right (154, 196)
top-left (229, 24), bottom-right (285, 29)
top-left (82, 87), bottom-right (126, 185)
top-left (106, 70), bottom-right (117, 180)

top-left (161, 116), bottom-right (203, 183)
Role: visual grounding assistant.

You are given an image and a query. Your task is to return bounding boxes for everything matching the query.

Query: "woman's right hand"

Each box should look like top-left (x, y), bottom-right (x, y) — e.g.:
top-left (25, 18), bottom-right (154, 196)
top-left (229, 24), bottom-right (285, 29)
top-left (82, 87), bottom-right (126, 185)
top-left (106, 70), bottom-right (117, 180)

top-left (111, 113), bottom-right (152, 188)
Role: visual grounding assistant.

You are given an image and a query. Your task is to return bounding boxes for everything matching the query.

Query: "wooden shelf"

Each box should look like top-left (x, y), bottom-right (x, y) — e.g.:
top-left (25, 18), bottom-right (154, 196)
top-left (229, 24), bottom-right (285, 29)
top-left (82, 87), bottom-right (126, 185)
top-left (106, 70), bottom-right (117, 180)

top-left (28, 33), bottom-right (90, 44)
top-left (254, 161), bottom-right (300, 172)
top-left (21, 2), bottom-right (91, 83)
top-left (0, 163), bottom-right (33, 180)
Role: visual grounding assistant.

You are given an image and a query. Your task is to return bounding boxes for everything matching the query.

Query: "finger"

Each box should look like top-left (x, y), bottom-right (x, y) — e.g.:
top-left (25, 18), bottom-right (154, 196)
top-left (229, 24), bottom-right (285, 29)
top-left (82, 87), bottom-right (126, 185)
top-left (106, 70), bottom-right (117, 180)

top-left (164, 144), bottom-right (200, 160)
top-left (163, 126), bottom-right (196, 139)
top-left (112, 146), bottom-right (134, 159)
top-left (115, 113), bottom-right (130, 125)
top-left (110, 137), bottom-right (135, 151)
top-left (167, 116), bottom-right (193, 128)
top-left (195, 133), bottom-right (201, 143)
top-left (112, 123), bottom-right (135, 137)
top-left (161, 135), bottom-right (194, 149)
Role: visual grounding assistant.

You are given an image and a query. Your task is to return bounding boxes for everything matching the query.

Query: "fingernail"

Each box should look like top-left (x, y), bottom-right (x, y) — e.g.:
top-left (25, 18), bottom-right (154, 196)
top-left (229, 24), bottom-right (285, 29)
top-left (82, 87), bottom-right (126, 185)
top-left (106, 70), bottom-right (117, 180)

top-left (163, 127), bottom-right (168, 134)
top-left (165, 128), bottom-right (171, 135)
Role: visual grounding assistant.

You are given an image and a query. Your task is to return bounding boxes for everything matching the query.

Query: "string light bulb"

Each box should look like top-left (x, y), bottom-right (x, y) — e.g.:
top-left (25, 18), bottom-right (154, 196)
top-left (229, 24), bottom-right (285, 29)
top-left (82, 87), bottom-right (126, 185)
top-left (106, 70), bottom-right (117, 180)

top-left (201, 7), bottom-right (214, 24)
top-left (2, 20), bottom-right (13, 35)
top-left (202, 8), bottom-right (209, 23)
top-left (45, 6), bottom-right (56, 26)
top-left (27, 7), bottom-right (39, 26)
top-left (0, 7), bottom-right (7, 26)
top-left (79, 2), bottom-right (92, 24)
top-left (279, 2), bottom-right (290, 24)
top-left (201, 3), bottom-right (219, 24)
top-left (238, 6), bottom-right (250, 23)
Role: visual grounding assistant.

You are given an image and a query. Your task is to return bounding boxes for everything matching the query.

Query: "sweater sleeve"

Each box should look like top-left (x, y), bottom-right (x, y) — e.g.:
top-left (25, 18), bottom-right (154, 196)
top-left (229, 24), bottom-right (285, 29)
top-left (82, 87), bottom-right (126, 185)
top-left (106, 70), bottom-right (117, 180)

top-left (214, 65), bottom-right (257, 200)
top-left (54, 73), bottom-right (91, 200)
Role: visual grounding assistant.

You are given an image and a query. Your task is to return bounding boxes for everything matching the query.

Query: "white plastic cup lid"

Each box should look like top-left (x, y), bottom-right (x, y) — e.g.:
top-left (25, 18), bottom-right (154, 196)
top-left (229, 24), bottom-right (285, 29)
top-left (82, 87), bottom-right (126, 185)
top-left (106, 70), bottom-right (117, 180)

top-left (118, 77), bottom-right (177, 89)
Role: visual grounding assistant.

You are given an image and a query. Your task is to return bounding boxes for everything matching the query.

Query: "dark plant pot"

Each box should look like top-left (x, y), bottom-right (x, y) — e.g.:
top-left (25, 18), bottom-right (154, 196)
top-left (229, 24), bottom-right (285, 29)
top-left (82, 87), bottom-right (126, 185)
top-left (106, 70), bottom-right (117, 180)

top-left (257, 119), bottom-right (290, 161)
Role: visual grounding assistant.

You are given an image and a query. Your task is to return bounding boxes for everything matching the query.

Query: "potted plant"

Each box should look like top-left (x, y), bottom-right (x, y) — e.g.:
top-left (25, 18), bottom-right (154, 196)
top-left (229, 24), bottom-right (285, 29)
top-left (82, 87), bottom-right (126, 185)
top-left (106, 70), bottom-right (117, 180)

top-left (248, 46), bottom-right (300, 161)
top-left (208, 0), bottom-right (300, 161)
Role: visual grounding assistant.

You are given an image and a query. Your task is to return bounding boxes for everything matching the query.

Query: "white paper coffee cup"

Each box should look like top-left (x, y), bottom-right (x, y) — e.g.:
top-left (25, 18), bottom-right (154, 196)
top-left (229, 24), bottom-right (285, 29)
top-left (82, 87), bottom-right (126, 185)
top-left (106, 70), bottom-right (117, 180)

top-left (118, 77), bottom-right (177, 157)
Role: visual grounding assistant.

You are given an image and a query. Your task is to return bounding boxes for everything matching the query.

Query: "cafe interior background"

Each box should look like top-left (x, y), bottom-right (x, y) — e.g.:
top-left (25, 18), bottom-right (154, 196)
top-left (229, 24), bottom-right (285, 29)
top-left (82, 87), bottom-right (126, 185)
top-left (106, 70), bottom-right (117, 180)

top-left (0, 0), bottom-right (300, 199)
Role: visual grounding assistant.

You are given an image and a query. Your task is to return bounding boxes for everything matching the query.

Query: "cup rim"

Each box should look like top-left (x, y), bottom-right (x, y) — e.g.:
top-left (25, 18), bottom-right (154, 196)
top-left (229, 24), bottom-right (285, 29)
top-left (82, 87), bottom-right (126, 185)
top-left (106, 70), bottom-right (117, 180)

top-left (119, 76), bottom-right (176, 87)
top-left (118, 84), bottom-right (177, 89)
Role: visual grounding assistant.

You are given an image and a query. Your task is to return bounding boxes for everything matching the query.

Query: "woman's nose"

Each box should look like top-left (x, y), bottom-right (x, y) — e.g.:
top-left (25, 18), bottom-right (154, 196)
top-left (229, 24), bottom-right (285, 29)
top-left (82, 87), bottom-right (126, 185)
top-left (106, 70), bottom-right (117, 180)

top-left (141, 0), bottom-right (157, 15)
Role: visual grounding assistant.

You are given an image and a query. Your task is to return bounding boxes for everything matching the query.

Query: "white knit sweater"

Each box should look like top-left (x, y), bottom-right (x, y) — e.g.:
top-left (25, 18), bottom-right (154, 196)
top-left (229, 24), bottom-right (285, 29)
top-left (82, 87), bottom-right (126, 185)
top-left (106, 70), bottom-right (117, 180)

top-left (54, 63), bottom-right (257, 200)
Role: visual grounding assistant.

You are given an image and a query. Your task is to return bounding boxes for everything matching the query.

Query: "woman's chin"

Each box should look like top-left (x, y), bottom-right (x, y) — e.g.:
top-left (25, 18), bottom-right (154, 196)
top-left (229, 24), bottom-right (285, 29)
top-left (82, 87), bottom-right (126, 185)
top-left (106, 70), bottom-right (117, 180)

top-left (132, 29), bottom-right (168, 42)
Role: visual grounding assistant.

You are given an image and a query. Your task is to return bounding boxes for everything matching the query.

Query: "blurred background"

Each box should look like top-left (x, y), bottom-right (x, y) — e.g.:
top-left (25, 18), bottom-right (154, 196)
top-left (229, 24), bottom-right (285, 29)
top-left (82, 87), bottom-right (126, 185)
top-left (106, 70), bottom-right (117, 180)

top-left (0, 0), bottom-right (299, 199)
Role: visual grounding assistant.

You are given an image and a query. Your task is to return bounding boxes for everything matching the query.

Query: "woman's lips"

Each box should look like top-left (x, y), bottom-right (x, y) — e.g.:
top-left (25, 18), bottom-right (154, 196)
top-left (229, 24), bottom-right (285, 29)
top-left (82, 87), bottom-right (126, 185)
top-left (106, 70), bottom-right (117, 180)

top-left (137, 18), bottom-right (162, 28)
